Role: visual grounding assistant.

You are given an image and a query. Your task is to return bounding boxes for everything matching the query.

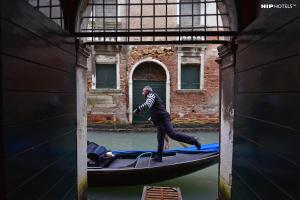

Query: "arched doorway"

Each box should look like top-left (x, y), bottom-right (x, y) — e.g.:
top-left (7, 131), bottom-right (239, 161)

top-left (129, 58), bottom-right (170, 124)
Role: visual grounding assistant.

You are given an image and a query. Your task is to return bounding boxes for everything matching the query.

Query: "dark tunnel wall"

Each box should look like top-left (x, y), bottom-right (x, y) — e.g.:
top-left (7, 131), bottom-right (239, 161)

top-left (233, 1), bottom-right (300, 200)
top-left (0, 0), bottom-right (77, 199)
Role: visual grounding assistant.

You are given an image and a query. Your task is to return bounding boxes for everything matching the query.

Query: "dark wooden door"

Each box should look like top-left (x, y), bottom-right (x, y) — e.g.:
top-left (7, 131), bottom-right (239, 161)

top-left (132, 80), bottom-right (166, 124)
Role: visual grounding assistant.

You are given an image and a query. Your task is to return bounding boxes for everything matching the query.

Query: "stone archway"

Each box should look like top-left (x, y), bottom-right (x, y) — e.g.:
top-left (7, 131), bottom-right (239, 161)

top-left (129, 58), bottom-right (170, 124)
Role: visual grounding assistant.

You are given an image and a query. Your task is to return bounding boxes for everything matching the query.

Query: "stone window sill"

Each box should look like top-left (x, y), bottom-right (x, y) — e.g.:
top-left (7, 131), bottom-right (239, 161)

top-left (176, 89), bottom-right (206, 94)
top-left (91, 89), bottom-right (121, 94)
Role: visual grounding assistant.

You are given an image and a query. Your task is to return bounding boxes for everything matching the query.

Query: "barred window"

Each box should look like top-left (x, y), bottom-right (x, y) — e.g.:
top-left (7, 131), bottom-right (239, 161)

top-left (27, 0), bottom-right (64, 28)
top-left (93, 0), bottom-right (117, 28)
top-left (77, 0), bottom-right (233, 44)
top-left (180, 0), bottom-right (202, 28)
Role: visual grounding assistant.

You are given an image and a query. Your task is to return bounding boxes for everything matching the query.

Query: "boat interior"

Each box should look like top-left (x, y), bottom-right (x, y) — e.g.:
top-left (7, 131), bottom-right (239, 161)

top-left (88, 151), bottom-right (218, 169)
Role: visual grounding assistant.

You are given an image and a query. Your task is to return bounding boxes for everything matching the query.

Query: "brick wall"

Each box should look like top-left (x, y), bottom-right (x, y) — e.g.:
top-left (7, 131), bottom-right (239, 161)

top-left (87, 44), bottom-right (220, 126)
top-left (171, 44), bottom-right (220, 126)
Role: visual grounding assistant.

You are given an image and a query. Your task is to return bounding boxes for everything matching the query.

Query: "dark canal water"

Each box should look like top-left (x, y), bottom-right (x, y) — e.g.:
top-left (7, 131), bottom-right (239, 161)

top-left (88, 131), bottom-right (219, 200)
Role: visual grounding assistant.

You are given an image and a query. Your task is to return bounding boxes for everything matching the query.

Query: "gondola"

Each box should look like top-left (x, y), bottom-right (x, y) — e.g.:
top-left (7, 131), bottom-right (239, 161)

top-left (87, 142), bottom-right (219, 187)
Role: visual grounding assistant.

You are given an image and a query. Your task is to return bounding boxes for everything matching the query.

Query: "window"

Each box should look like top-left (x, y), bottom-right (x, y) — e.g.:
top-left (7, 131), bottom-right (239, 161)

top-left (178, 0), bottom-right (204, 41)
top-left (178, 47), bottom-right (205, 90)
top-left (81, 0), bottom-right (119, 42)
top-left (96, 64), bottom-right (116, 89)
top-left (93, 0), bottom-right (117, 29)
top-left (180, 0), bottom-right (202, 28)
top-left (181, 64), bottom-right (200, 89)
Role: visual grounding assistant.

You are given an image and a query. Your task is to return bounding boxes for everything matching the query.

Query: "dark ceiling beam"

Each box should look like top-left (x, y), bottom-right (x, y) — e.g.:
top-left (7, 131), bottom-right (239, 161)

top-left (84, 40), bottom-right (229, 45)
top-left (75, 31), bottom-right (238, 37)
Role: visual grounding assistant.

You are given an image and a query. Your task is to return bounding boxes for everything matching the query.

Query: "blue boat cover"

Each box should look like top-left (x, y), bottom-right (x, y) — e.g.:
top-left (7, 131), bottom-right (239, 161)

top-left (112, 143), bottom-right (219, 156)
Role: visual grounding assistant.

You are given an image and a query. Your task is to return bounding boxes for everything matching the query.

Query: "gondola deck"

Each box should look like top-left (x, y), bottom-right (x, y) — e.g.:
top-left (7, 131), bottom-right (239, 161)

top-left (90, 152), bottom-right (217, 170)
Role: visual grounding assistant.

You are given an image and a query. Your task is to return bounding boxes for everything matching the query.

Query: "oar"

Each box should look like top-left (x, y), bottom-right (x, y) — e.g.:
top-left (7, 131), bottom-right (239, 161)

top-left (176, 141), bottom-right (189, 148)
top-left (161, 117), bottom-right (189, 148)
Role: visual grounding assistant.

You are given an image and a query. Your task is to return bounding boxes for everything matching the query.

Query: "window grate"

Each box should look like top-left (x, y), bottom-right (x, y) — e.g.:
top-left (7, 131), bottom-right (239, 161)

top-left (27, 0), bottom-right (64, 28)
top-left (77, 0), bottom-right (235, 44)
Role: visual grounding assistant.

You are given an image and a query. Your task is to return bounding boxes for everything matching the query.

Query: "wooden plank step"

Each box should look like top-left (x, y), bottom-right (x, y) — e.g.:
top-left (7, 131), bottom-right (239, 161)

top-left (141, 186), bottom-right (183, 200)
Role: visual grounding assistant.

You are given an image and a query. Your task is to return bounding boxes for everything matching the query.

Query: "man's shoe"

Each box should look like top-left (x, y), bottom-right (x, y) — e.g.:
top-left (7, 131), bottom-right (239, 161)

top-left (195, 142), bottom-right (201, 150)
top-left (194, 138), bottom-right (202, 150)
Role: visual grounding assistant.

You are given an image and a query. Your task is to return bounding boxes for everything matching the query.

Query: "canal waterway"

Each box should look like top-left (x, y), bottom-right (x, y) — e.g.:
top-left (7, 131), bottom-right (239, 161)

top-left (88, 131), bottom-right (219, 200)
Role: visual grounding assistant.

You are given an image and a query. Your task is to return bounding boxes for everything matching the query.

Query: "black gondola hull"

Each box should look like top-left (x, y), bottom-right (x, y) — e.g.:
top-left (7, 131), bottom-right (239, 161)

top-left (88, 153), bottom-right (219, 187)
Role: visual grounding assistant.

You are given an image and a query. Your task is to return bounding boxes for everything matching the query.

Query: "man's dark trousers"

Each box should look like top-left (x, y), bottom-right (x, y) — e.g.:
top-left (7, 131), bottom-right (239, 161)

top-left (156, 116), bottom-right (198, 158)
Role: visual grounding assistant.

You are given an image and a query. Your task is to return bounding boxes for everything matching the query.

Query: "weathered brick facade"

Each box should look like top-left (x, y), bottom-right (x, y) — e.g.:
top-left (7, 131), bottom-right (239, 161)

top-left (171, 45), bottom-right (220, 126)
top-left (87, 44), bottom-right (219, 127)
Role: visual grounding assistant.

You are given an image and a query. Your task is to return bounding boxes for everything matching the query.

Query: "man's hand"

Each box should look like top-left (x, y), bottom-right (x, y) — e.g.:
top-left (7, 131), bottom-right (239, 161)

top-left (147, 117), bottom-right (154, 125)
top-left (133, 109), bottom-right (140, 116)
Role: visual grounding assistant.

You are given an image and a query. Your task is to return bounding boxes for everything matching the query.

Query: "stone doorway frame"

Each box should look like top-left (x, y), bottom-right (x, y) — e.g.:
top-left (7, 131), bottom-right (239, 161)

top-left (128, 57), bottom-right (171, 123)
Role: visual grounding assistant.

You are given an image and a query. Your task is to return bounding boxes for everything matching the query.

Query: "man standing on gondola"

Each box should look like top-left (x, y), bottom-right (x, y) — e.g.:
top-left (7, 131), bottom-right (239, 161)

top-left (133, 86), bottom-right (201, 162)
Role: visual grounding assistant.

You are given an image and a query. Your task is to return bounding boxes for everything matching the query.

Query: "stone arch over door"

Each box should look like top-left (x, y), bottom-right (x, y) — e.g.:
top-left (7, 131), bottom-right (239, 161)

top-left (129, 58), bottom-right (170, 124)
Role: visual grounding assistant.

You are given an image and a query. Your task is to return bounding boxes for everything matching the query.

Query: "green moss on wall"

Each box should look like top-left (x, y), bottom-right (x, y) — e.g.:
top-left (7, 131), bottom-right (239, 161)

top-left (219, 177), bottom-right (231, 200)
top-left (78, 177), bottom-right (88, 200)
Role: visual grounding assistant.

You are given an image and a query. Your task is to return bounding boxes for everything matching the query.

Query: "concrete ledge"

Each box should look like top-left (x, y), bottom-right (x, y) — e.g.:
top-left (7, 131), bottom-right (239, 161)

top-left (90, 89), bottom-right (121, 93)
top-left (176, 89), bottom-right (206, 93)
top-left (87, 124), bottom-right (219, 133)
